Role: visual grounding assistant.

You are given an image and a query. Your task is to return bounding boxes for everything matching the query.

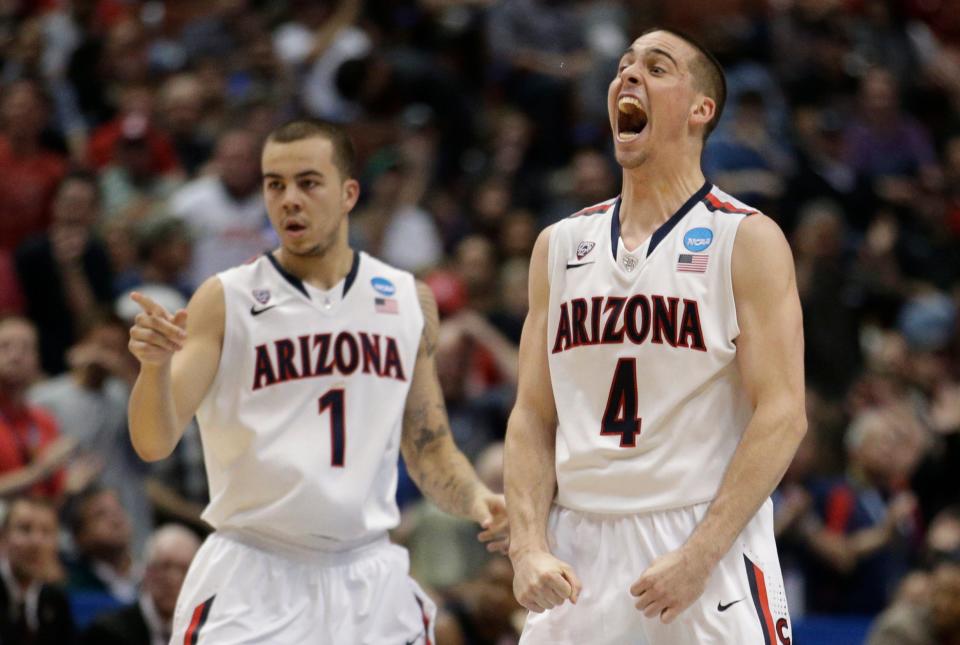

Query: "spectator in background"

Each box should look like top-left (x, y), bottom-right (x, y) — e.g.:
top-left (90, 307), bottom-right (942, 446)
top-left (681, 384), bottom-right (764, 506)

top-left (844, 68), bottom-right (942, 205)
top-left (0, 496), bottom-right (75, 645)
top-left (703, 89), bottom-right (793, 214)
top-left (114, 215), bottom-right (194, 300)
top-left (453, 236), bottom-right (497, 314)
top-left (0, 79), bottom-right (67, 252)
top-left (485, 0), bottom-right (588, 165)
top-left (782, 107), bottom-right (874, 234)
top-left (0, 317), bottom-right (72, 498)
top-left (86, 83), bottom-right (178, 174)
top-left (15, 170), bottom-right (113, 375)
top-left (543, 147), bottom-right (618, 226)
top-left (806, 408), bottom-right (924, 614)
top-left (157, 74), bottom-right (215, 177)
top-left (867, 506), bottom-right (960, 645)
top-left (169, 128), bottom-right (273, 288)
top-left (793, 200), bottom-right (863, 399)
top-left (30, 314), bottom-right (154, 554)
top-left (98, 114), bottom-right (183, 221)
top-left (352, 143), bottom-right (443, 273)
top-left (81, 524), bottom-right (201, 645)
top-left (66, 486), bottom-right (139, 606)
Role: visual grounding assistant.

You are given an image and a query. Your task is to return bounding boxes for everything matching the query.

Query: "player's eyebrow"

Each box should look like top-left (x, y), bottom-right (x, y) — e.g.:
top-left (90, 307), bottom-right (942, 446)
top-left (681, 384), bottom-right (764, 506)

top-left (644, 47), bottom-right (680, 69)
top-left (262, 170), bottom-right (325, 180)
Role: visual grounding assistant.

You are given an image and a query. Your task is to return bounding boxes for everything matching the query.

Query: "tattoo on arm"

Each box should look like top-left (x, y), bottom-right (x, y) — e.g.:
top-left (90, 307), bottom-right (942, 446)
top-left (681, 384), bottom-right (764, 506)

top-left (416, 282), bottom-right (439, 358)
top-left (403, 401), bottom-right (450, 456)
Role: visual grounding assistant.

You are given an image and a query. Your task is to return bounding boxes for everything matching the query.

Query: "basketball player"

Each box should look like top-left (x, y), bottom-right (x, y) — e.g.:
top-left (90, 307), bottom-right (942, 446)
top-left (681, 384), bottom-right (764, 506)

top-left (505, 29), bottom-right (805, 644)
top-left (127, 120), bottom-right (508, 643)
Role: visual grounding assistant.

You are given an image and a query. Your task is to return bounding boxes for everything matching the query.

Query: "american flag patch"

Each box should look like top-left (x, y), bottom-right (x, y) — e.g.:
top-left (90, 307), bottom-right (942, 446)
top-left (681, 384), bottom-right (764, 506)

top-left (375, 297), bottom-right (399, 314)
top-left (677, 254), bottom-right (708, 273)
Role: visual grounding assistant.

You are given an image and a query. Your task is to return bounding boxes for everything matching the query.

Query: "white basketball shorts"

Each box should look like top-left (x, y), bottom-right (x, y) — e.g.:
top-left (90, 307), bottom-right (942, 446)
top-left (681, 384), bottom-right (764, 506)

top-left (520, 499), bottom-right (792, 645)
top-left (172, 530), bottom-right (436, 644)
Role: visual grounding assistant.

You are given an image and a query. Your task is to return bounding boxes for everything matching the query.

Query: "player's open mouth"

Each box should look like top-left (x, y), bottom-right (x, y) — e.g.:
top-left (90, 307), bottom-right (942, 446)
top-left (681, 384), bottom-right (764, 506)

top-left (284, 221), bottom-right (307, 236)
top-left (617, 96), bottom-right (648, 142)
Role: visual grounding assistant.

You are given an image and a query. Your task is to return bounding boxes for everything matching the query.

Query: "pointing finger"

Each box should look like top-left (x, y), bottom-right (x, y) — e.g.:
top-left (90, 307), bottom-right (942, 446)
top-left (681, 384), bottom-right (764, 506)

top-left (131, 292), bottom-right (172, 320)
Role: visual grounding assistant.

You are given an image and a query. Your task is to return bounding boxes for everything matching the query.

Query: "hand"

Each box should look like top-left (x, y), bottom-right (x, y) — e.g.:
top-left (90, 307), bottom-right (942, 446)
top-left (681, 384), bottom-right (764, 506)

top-left (510, 549), bottom-right (581, 613)
top-left (473, 492), bottom-right (509, 554)
top-left (128, 292), bottom-right (188, 367)
top-left (630, 546), bottom-right (713, 623)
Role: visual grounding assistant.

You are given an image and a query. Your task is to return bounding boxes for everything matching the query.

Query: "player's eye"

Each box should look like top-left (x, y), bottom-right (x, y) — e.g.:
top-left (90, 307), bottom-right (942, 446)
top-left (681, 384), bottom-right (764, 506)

top-left (650, 65), bottom-right (665, 75)
top-left (266, 180), bottom-right (283, 191)
top-left (299, 179), bottom-right (319, 190)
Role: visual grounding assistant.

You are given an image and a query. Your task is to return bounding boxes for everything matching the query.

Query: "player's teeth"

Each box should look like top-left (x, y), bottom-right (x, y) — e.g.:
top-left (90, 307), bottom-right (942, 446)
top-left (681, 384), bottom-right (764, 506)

top-left (618, 97), bottom-right (642, 112)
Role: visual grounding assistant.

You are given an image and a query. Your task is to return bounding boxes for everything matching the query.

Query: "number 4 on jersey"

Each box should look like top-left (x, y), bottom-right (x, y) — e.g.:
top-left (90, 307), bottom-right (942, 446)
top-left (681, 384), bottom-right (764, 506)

top-left (601, 358), bottom-right (642, 447)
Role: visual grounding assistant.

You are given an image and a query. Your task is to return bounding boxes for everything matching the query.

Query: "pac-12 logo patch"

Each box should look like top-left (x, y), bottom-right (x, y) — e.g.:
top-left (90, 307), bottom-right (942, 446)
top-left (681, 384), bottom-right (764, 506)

top-left (576, 241), bottom-right (596, 260)
top-left (252, 289), bottom-right (271, 304)
top-left (684, 227), bottom-right (713, 252)
top-left (371, 277), bottom-right (396, 296)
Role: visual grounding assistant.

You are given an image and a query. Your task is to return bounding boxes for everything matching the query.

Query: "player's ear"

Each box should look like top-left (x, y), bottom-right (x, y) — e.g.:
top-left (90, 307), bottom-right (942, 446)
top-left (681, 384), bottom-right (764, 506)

top-left (342, 178), bottom-right (360, 212)
top-left (690, 95), bottom-right (716, 131)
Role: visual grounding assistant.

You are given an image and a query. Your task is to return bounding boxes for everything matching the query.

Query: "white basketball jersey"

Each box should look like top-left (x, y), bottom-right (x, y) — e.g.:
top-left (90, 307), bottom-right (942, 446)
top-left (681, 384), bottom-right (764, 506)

top-left (547, 183), bottom-right (756, 514)
top-left (196, 251), bottom-right (423, 551)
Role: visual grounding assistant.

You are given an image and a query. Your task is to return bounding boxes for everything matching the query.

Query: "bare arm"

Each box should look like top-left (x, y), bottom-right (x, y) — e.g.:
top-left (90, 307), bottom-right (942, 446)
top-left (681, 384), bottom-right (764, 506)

top-left (0, 436), bottom-right (76, 497)
top-left (504, 226), bottom-right (581, 612)
top-left (400, 281), bottom-right (507, 542)
top-left (127, 277), bottom-right (224, 461)
top-left (632, 214), bottom-right (806, 622)
top-left (505, 226), bottom-right (558, 557)
top-left (687, 214), bottom-right (806, 562)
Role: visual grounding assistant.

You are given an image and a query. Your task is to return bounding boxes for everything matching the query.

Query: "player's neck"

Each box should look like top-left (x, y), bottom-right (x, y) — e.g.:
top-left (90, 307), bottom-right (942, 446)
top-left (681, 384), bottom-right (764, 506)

top-left (618, 163), bottom-right (705, 243)
top-left (275, 242), bottom-right (355, 291)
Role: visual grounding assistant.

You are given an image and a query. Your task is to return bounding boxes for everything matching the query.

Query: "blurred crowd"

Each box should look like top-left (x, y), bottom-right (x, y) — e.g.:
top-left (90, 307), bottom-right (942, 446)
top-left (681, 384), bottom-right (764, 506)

top-left (0, 0), bottom-right (958, 643)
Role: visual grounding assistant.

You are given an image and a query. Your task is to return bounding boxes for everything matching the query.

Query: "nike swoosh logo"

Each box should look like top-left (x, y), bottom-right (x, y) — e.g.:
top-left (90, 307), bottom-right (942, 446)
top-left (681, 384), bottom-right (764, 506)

top-left (717, 598), bottom-right (745, 612)
top-left (566, 261), bottom-right (595, 269)
top-left (250, 304), bottom-right (278, 316)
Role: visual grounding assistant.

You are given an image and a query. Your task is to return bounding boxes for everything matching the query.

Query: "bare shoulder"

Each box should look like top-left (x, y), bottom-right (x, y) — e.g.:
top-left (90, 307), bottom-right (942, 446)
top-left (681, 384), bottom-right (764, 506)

top-left (531, 224), bottom-right (555, 265)
top-left (185, 276), bottom-right (226, 338)
top-left (732, 214), bottom-right (795, 295)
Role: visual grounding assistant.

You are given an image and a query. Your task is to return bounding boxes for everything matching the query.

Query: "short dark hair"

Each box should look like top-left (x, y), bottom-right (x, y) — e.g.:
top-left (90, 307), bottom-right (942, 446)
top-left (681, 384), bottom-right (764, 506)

top-left (640, 27), bottom-right (727, 140)
top-left (2, 495), bottom-right (57, 532)
top-left (65, 484), bottom-right (111, 536)
top-left (266, 119), bottom-right (356, 180)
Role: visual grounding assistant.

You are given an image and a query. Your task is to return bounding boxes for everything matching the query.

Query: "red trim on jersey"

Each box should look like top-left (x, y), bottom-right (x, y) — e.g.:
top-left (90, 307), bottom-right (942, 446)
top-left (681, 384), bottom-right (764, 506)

top-left (704, 192), bottom-right (757, 215)
top-left (570, 201), bottom-right (615, 218)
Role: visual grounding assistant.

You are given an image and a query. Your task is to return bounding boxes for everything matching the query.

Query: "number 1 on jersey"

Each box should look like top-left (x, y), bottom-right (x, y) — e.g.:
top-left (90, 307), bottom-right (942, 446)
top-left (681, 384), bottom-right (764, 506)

top-left (319, 389), bottom-right (346, 467)
top-left (601, 358), bottom-right (642, 447)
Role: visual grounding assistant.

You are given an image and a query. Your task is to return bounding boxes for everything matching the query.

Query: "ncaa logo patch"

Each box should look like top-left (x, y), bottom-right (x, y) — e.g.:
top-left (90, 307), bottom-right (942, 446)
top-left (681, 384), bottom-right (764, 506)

top-left (252, 289), bottom-right (271, 304)
top-left (371, 277), bottom-right (396, 296)
top-left (684, 227), bottom-right (713, 253)
top-left (576, 241), bottom-right (596, 260)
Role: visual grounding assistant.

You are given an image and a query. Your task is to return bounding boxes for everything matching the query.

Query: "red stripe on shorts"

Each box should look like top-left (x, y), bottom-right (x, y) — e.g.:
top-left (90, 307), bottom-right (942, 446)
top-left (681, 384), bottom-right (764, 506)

top-left (183, 595), bottom-right (216, 645)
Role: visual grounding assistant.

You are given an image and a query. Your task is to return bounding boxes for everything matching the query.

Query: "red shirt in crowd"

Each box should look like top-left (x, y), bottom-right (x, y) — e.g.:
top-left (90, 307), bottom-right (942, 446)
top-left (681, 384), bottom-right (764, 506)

top-left (0, 138), bottom-right (67, 251)
top-left (0, 402), bottom-right (65, 498)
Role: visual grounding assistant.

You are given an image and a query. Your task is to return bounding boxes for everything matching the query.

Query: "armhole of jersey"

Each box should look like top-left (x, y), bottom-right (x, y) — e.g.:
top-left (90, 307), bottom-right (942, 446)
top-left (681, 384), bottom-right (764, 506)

top-left (726, 215), bottom-right (748, 341)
